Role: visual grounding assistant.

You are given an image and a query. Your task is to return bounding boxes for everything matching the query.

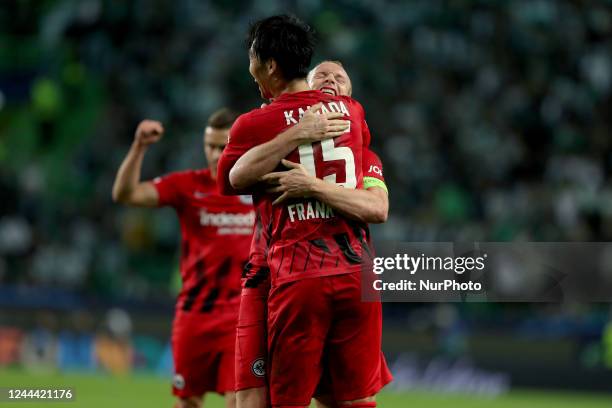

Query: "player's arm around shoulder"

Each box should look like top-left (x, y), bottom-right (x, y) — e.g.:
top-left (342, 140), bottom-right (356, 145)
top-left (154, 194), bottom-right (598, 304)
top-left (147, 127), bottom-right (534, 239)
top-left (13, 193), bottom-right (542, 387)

top-left (228, 103), bottom-right (349, 191)
top-left (361, 184), bottom-right (388, 224)
top-left (309, 147), bottom-right (389, 224)
top-left (309, 174), bottom-right (388, 224)
top-left (112, 119), bottom-right (162, 208)
top-left (262, 154), bottom-right (389, 224)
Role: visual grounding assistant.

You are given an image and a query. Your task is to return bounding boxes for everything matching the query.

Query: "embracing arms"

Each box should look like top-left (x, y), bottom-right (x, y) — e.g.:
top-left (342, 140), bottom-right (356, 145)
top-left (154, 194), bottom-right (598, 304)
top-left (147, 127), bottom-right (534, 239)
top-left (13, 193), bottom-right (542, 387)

top-left (262, 158), bottom-right (389, 224)
top-left (227, 103), bottom-right (349, 191)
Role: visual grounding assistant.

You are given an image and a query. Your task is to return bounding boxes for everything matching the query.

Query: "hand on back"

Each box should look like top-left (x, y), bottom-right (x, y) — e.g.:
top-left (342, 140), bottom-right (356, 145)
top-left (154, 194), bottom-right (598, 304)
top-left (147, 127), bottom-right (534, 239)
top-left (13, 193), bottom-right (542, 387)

top-left (297, 103), bottom-right (349, 143)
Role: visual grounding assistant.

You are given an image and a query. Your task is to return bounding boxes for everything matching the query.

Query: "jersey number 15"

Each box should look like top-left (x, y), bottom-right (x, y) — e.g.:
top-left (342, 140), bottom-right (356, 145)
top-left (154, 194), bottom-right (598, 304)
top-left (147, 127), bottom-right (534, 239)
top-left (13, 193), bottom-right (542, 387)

top-left (297, 139), bottom-right (356, 189)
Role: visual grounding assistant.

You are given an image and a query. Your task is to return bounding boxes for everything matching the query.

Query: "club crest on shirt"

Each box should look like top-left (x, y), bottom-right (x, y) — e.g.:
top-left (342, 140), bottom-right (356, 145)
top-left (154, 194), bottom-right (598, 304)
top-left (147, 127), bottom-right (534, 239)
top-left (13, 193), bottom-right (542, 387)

top-left (251, 358), bottom-right (265, 377)
top-left (173, 373), bottom-right (185, 390)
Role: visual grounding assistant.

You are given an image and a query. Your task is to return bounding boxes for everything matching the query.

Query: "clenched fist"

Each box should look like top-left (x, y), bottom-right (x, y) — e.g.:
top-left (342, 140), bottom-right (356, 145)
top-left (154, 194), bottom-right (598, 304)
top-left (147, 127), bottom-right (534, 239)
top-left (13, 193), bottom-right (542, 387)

top-left (134, 119), bottom-right (164, 148)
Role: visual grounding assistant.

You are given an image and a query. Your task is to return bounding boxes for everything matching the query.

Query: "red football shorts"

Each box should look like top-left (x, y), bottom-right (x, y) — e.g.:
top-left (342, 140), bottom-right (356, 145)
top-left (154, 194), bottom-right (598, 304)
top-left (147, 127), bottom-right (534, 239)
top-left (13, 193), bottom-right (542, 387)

top-left (171, 307), bottom-right (237, 398)
top-left (316, 350), bottom-right (393, 398)
top-left (267, 272), bottom-right (385, 407)
top-left (234, 275), bottom-right (393, 396)
top-left (235, 277), bottom-right (270, 391)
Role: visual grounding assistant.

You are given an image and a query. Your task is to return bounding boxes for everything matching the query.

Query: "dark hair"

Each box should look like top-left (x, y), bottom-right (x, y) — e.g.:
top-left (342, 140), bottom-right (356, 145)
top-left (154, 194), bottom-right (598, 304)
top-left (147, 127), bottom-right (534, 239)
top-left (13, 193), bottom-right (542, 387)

top-left (207, 108), bottom-right (239, 129)
top-left (247, 14), bottom-right (316, 81)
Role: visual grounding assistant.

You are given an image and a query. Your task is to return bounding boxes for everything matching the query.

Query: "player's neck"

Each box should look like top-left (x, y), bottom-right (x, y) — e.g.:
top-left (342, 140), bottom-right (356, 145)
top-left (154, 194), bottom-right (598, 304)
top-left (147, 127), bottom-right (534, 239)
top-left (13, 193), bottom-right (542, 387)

top-left (277, 78), bottom-right (310, 97)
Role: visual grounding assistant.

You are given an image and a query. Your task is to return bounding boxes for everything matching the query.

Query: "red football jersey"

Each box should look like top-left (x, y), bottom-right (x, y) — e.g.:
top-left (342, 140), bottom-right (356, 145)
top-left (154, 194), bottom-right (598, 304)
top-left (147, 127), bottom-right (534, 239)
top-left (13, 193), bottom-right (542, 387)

top-left (153, 168), bottom-right (254, 312)
top-left (242, 148), bottom-right (388, 288)
top-left (240, 196), bottom-right (273, 289)
top-left (218, 90), bottom-right (371, 285)
top-left (359, 148), bottom-right (388, 255)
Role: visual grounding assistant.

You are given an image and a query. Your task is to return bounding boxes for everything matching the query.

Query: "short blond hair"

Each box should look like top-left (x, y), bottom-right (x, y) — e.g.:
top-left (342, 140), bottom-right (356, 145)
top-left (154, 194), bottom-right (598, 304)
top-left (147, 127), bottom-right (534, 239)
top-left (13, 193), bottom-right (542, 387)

top-left (307, 60), bottom-right (352, 96)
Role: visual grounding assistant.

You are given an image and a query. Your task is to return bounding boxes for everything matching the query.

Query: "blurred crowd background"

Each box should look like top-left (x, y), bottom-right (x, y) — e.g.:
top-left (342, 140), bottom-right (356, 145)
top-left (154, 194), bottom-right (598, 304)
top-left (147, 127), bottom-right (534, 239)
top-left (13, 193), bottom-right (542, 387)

top-left (1, 0), bottom-right (612, 393)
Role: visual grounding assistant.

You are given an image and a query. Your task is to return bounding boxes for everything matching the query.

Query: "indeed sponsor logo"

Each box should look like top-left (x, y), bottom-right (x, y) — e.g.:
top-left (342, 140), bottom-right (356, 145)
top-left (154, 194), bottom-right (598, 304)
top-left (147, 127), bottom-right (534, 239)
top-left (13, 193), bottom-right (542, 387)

top-left (199, 210), bottom-right (255, 227)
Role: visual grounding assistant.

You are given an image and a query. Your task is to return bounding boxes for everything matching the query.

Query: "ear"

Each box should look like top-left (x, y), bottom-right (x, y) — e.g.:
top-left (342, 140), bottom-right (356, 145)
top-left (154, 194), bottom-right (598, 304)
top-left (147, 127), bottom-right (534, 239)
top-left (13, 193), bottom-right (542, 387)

top-left (267, 59), bottom-right (277, 76)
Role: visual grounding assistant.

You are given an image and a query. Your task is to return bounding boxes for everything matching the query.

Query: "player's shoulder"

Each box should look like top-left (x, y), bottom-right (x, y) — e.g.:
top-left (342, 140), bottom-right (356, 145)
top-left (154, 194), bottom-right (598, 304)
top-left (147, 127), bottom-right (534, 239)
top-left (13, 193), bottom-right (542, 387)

top-left (236, 107), bottom-right (259, 121)
top-left (233, 95), bottom-right (309, 129)
top-left (231, 106), bottom-right (271, 134)
top-left (154, 169), bottom-right (198, 184)
top-left (268, 90), bottom-right (325, 108)
top-left (336, 95), bottom-right (364, 111)
top-left (363, 147), bottom-right (379, 160)
top-left (363, 148), bottom-right (383, 167)
top-left (194, 168), bottom-right (212, 180)
top-left (233, 110), bottom-right (255, 128)
top-left (173, 168), bottom-right (200, 179)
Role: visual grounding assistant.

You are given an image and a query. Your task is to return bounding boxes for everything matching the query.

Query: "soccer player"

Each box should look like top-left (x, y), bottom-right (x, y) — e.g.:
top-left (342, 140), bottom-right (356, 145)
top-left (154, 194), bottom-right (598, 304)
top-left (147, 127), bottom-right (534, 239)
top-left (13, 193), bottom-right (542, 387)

top-left (230, 61), bottom-right (391, 408)
top-left (231, 60), bottom-right (388, 220)
top-left (218, 15), bottom-right (386, 408)
top-left (112, 109), bottom-right (253, 408)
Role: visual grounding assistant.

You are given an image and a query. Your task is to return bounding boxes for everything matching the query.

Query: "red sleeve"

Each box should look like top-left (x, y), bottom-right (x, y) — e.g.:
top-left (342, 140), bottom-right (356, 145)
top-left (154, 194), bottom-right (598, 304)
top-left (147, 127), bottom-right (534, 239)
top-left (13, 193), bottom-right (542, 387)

top-left (152, 171), bottom-right (188, 207)
top-left (363, 149), bottom-right (385, 182)
top-left (362, 119), bottom-right (372, 148)
top-left (356, 101), bottom-right (371, 148)
top-left (217, 113), bottom-right (259, 195)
